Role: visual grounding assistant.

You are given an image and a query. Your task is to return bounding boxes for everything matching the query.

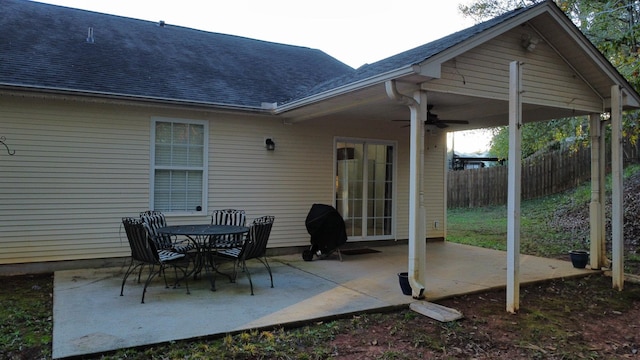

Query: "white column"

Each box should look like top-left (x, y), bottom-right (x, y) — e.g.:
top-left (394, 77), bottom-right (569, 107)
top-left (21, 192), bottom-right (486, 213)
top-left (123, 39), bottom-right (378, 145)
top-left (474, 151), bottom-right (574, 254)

top-left (507, 61), bottom-right (522, 313)
top-left (589, 113), bottom-right (603, 269)
top-left (611, 85), bottom-right (624, 290)
top-left (599, 118), bottom-right (607, 266)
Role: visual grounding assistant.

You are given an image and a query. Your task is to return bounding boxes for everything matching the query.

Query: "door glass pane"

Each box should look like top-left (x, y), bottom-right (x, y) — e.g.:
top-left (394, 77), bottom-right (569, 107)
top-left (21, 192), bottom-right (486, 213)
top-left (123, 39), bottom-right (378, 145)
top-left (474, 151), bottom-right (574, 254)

top-left (336, 141), bottom-right (393, 238)
top-left (336, 142), bottom-right (363, 237)
top-left (366, 144), bottom-right (393, 236)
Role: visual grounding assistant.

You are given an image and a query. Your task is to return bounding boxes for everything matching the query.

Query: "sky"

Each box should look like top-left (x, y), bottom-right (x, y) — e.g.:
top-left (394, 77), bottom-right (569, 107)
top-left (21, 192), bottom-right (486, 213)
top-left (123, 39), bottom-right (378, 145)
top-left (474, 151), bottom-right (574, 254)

top-left (33, 0), bottom-right (490, 153)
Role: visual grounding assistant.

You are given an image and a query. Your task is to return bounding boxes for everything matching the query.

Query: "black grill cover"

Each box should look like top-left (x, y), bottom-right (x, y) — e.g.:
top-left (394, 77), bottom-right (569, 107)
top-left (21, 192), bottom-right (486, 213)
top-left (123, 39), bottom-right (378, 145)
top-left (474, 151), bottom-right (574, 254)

top-left (305, 203), bottom-right (347, 255)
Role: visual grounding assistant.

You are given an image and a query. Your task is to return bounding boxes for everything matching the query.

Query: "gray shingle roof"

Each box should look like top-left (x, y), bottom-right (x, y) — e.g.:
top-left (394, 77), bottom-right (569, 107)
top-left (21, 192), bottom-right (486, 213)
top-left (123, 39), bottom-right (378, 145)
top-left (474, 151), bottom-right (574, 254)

top-left (1, 0), bottom-right (539, 109)
top-left (294, 4), bottom-right (535, 100)
top-left (1, 0), bottom-right (354, 108)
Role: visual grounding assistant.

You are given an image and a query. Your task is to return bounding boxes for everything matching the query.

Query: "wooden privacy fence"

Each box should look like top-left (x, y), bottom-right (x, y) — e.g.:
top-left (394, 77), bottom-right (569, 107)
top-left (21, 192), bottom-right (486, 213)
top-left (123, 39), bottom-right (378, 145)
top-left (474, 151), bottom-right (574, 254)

top-left (448, 140), bottom-right (640, 208)
top-left (446, 143), bottom-right (634, 208)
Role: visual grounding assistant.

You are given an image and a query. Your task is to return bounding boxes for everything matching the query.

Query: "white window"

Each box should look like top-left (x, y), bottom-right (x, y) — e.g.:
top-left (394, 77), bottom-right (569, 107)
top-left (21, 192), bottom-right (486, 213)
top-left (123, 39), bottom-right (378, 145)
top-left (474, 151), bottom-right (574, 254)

top-left (151, 118), bottom-right (208, 213)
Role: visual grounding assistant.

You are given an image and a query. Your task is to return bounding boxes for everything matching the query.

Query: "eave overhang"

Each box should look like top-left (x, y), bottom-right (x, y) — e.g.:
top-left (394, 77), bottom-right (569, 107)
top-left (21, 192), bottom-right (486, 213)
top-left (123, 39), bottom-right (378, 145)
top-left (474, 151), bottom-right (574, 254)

top-left (0, 83), bottom-right (272, 115)
top-left (274, 65), bottom-right (431, 123)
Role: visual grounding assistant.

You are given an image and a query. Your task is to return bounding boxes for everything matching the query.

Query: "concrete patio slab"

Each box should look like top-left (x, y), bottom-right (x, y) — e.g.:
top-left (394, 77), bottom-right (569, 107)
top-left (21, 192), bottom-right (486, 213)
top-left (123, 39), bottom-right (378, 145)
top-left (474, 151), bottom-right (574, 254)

top-left (52, 242), bottom-right (593, 359)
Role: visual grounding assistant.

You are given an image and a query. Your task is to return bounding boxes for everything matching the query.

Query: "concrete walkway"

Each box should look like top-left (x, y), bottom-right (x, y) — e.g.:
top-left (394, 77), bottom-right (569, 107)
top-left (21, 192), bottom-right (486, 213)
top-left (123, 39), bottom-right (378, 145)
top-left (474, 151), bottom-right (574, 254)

top-left (52, 242), bottom-right (593, 359)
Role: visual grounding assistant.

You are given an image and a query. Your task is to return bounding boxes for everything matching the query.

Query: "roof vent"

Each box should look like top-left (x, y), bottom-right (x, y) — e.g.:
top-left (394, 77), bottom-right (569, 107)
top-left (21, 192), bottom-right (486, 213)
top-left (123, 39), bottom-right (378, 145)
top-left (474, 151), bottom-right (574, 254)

top-left (86, 27), bottom-right (94, 43)
top-left (158, 20), bottom-right (166, 27)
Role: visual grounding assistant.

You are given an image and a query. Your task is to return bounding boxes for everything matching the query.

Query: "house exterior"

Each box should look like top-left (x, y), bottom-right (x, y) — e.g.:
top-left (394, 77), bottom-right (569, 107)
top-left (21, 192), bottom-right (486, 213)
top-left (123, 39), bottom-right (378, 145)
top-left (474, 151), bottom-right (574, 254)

top-left (1, 0), bottom-right (639, 289)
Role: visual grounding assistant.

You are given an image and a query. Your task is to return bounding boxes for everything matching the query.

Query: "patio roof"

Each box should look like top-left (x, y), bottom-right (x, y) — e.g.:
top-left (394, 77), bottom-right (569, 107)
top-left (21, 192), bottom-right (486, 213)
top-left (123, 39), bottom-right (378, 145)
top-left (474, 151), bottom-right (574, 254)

top-left (278, 1), bottom-right (640, 128)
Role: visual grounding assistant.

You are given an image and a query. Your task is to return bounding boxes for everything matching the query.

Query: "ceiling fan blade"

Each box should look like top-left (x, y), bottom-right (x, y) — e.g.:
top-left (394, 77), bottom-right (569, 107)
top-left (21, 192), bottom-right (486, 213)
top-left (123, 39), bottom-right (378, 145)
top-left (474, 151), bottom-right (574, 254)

top-left (439, 119), bottom-right (469, 124)
top-left (435, 122), bottom-right (449, 129)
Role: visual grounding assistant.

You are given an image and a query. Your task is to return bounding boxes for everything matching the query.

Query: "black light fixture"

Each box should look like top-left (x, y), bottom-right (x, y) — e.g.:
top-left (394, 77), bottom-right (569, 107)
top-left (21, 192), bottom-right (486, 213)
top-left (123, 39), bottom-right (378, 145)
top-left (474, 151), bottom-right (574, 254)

top-left (521, 33), bottom-right (539, 52)
top-left (265, 138), bottom-right (275, 151)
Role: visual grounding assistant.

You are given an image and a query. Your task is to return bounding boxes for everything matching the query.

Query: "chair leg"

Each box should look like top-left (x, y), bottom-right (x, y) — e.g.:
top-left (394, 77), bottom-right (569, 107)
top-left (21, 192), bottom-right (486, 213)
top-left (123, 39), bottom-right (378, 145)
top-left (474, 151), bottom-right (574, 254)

top-left (230, 259), bottom-right (239, 283)
top-left (242, 260), bottom-right (254, 295)
top-left (141, 264), bottom-right (159, 304)
top-left (166, 259), bottom-right (192, 294)
top-left (137, 264), bottom-right (144, 283)
top-left (179, 264), bottom-right (190, 295)
top-left (177, 260), bottom-right (191, 295)
top-left (257, 257), bottom-right (274, 288)
top-left (163, 267), bottom-right (171, 289)
top-left (120, 261), bottom-right (138, 296)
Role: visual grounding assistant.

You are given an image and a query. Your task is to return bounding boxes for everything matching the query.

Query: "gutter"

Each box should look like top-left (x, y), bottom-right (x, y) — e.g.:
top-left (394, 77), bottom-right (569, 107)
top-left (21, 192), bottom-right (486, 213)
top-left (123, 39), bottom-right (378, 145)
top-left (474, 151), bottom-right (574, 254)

top-left (385, 80), bottom-right (426, 299)
top-left (275, 65), bottom-right (419, 116)
top-left (0, 83), bottom-right (270, 114)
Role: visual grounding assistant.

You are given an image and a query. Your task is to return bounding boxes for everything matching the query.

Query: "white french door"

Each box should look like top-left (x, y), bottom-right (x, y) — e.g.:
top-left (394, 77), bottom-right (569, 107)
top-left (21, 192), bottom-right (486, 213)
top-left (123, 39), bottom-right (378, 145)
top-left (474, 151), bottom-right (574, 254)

top-left (335, 139), bottom-right (395, 239)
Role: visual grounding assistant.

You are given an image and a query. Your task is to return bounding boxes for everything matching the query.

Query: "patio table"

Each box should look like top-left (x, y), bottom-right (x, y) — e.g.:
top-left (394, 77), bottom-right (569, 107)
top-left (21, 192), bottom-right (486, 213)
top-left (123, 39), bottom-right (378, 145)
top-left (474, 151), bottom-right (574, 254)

top-left (158, 224), bottom-right (249, 291)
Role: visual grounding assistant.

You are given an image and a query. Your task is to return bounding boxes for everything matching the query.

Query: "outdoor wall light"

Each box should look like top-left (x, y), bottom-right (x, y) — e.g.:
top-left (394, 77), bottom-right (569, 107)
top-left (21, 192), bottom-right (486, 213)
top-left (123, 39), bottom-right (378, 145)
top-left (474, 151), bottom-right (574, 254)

top-left (265, 138), bottom-right (275, 151)
top-left (521, 33), bottom-right (539, 52)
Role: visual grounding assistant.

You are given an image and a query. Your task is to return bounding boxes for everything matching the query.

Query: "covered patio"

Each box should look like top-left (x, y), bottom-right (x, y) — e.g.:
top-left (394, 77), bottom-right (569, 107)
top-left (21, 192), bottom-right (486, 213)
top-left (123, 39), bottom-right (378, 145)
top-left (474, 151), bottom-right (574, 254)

top-left (52, 242), bottom-right (592, 359)
top-left (275, 1), bottom-right (640, 311)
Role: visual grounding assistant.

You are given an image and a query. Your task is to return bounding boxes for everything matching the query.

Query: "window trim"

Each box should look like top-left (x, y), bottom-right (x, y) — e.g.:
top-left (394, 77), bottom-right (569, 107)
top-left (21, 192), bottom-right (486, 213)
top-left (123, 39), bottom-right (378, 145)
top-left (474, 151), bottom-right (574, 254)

top-left (150, 117), bottom-right (209, 215)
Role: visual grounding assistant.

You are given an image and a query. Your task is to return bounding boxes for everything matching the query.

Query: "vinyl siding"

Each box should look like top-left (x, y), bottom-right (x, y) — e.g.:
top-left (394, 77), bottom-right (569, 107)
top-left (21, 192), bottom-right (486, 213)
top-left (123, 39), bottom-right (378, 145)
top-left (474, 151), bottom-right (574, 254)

top-left (425, 28), bottom-right (603, 113)
top-left (424, 131), bottom-right (447, 239)
top-left (0, 95), bottom-right (432, 264)
top-left (1, 96), bottom-right (149, 263)
top-left (383, 130), bottom-right (446, 241)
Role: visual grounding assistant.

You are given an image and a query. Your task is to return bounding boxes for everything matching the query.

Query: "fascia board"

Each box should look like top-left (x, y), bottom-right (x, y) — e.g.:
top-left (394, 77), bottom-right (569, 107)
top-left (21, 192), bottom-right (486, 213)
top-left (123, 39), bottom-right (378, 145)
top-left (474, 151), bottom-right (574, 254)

top-left (274, 67), bottom-right (420, 116)
top-left (0, 83), bottom-right (267, 114)
top-left (542, 4), bottom-right (640, 108)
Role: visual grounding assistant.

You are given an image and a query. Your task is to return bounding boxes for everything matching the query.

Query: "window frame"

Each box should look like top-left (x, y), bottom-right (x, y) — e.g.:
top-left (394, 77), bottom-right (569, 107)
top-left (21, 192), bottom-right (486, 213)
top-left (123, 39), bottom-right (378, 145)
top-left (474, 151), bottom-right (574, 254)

top-left (150, 117), bottom-right (209, 215)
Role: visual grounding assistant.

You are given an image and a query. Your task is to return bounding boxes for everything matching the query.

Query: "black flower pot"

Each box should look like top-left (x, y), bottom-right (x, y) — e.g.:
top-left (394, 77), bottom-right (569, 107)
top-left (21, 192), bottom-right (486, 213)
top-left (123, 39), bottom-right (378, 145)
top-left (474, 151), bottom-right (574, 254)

top-left (397, 272), bottom-right (412, 295)
top-left (569, 250), bottom-right (589, 269)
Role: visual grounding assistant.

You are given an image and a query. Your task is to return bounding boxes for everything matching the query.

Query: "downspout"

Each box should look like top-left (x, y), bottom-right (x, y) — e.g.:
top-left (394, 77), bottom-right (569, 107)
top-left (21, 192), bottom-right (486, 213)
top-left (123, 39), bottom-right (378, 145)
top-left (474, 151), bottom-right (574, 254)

top-left (385, 80), bottom-right (426, 299)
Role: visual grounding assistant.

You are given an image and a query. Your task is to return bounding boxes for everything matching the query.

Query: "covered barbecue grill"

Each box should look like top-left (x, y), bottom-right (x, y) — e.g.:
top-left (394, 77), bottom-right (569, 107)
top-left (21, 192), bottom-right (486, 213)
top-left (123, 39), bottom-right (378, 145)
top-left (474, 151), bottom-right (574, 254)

top-left (302, 203), bottom-right (347, 261)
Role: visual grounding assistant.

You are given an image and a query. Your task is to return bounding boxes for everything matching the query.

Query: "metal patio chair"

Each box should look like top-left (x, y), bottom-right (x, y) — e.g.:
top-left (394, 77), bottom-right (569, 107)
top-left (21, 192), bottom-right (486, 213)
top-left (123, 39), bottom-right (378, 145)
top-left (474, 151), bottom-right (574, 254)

top-left (215, 215), bottom-right (275, 295)
top-left (139, 210), bottom-right (195, 253)
top-left (210, 209), bottom-right (247, 248)
top-left (120, 217), bottom-right (193, 303)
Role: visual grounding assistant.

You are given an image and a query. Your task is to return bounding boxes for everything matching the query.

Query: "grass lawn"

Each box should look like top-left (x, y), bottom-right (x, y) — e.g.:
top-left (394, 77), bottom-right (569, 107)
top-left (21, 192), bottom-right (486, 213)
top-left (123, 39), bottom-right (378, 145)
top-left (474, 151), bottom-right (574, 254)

top-left (447, 193), bottom-right (586, 258)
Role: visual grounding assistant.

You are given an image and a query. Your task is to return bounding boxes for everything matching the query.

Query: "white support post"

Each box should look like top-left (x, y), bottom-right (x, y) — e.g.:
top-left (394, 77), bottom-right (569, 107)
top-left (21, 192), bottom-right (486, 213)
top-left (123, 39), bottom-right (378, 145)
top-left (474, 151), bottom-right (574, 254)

top-left (507, 61), bottom-right (523, 313)
top-left (589, 113), bottom-right (603, 269)
top-left (600, 119), bottom-right (607, 266)
top-left (611, 85), bottom-right (624, 290)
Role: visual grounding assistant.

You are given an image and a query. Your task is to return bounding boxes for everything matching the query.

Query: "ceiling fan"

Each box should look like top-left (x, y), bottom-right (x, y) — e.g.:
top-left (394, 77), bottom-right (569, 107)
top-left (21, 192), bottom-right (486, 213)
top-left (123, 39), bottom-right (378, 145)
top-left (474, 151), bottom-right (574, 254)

top-left (393, 105), bottom-right (469, 129)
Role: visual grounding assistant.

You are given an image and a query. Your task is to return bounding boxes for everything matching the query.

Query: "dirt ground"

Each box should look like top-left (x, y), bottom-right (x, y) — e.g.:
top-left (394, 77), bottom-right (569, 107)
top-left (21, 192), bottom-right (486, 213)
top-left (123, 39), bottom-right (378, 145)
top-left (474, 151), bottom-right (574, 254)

top-left (322, 274), bottom-right (640, 359)
top-left (3, 270), bottom-right (640, 359)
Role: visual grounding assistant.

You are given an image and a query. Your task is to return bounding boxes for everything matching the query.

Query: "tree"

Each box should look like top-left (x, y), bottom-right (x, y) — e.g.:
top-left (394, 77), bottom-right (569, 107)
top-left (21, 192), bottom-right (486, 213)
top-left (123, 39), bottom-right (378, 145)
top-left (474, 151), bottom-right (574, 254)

top-left (559, 0), bottom-right (640, 91)
top-left (489, 117), bottom-right (589, 160)
top-left (458, 0), bottom-right (539, 22)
